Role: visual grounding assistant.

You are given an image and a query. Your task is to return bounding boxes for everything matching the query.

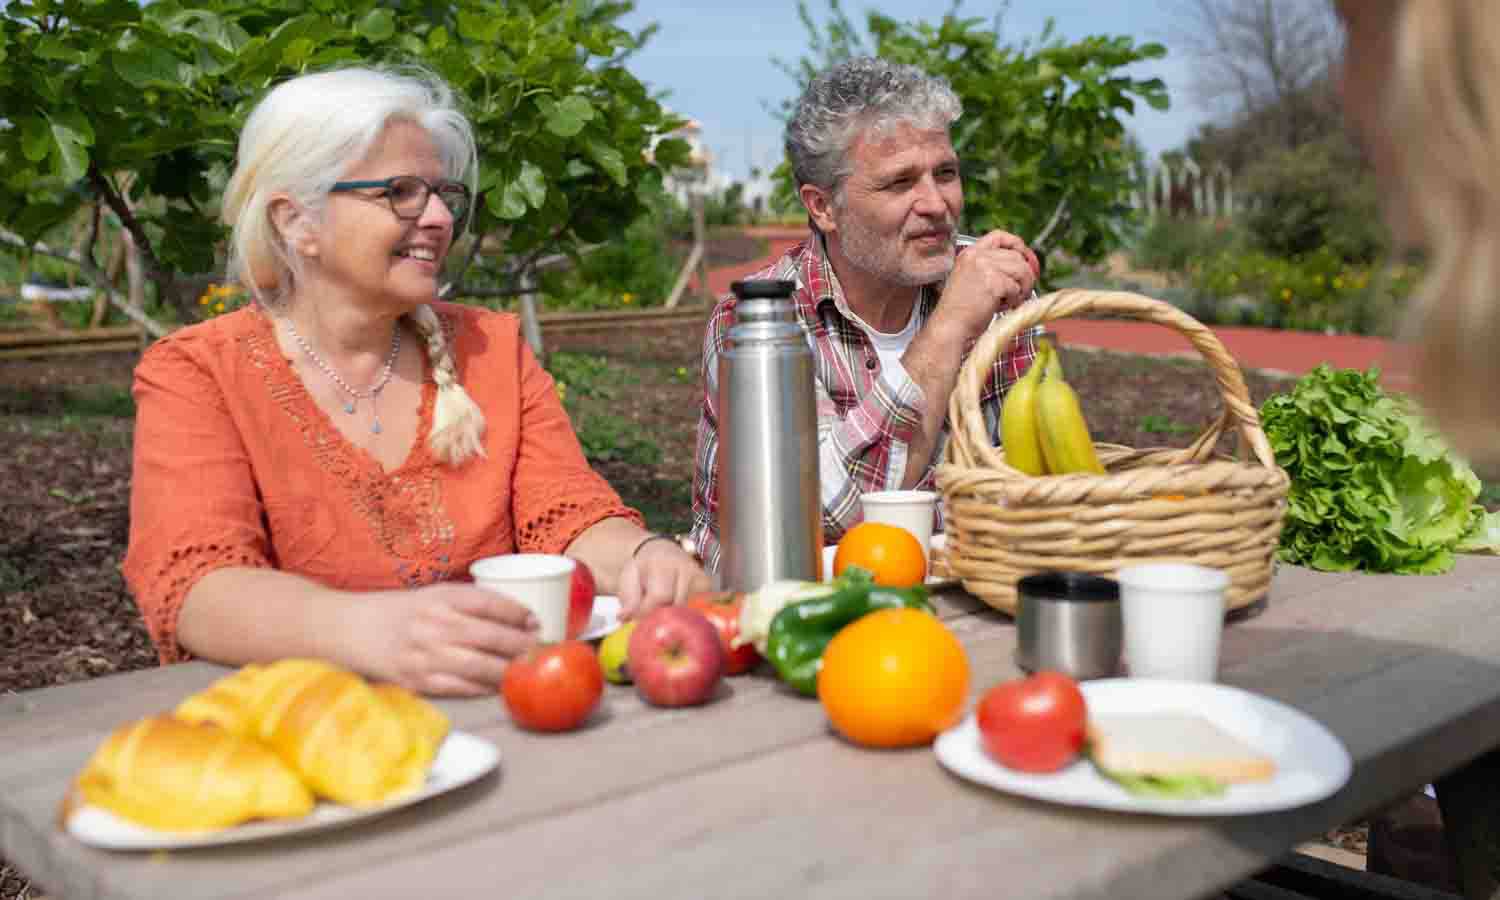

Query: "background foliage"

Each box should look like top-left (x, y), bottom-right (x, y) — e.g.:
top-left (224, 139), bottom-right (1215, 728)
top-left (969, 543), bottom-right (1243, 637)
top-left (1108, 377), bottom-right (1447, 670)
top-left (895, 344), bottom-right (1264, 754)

top-left (0, 0), bottom-right (689, 322)
top-left (769, 0), bottom-right (1169, 271)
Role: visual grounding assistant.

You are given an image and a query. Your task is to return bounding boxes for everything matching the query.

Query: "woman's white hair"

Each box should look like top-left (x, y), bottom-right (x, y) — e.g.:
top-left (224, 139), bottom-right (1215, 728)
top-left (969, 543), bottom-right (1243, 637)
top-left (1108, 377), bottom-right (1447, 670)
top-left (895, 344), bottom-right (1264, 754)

top-left (221, 64), bottom-right (486, 466)
top-left (1387, 1), bottom-right (1500, 464)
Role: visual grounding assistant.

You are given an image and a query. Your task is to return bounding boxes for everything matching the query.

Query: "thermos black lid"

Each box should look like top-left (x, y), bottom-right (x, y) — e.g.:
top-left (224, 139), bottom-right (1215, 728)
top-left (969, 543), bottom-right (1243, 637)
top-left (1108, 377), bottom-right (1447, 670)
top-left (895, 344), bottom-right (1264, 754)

top-left (731, 279), bottom-right (796, 299)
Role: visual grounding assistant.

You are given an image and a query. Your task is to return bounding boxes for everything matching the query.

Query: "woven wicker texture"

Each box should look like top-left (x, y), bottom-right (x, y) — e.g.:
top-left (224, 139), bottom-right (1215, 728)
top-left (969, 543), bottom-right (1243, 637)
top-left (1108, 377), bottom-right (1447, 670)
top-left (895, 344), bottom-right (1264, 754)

top-left (935, 289), bottom-right (1290, 615)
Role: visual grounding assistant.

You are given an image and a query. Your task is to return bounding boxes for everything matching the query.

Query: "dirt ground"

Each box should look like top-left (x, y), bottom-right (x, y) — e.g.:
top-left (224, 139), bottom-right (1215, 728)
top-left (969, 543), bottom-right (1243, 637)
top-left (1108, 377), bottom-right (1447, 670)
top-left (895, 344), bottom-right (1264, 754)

top-left (3, 317), bottom-right (1375, 896)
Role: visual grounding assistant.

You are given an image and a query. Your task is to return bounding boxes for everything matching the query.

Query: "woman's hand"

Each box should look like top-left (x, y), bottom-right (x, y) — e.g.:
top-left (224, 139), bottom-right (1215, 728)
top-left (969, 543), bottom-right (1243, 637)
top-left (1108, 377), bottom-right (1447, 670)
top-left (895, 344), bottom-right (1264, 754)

top-left (616, 539), bottom-right (712, 620)
top-left (357, 582), bottom-right (541, 697)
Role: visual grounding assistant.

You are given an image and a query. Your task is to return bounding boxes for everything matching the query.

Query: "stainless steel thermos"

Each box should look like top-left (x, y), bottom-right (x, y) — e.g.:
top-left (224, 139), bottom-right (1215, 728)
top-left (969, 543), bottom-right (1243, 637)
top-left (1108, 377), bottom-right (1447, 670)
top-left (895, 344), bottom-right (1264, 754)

top-left (717, 279), bottom-right (822, 592)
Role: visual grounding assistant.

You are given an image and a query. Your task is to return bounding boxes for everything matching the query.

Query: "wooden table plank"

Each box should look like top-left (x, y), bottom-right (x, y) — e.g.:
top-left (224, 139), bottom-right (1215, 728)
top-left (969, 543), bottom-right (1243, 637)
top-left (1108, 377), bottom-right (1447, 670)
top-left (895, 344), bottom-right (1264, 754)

top-left (4, 558), bottom-right (1499, 900)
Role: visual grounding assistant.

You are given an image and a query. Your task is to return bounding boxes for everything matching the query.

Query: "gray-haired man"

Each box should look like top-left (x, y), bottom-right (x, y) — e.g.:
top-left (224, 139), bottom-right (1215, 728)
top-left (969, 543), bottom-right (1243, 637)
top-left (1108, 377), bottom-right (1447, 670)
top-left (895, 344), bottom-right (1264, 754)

top-left (690, 56), bottom-right (1041, 572)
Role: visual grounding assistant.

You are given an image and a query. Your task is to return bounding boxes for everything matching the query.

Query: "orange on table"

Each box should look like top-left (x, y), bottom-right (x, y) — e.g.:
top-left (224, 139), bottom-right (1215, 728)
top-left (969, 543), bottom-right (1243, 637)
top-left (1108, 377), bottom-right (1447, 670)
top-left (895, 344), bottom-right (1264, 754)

top-left (833, 521), bottom-right (926, 587)
top-left (817, 607), bottom-right (969, 749)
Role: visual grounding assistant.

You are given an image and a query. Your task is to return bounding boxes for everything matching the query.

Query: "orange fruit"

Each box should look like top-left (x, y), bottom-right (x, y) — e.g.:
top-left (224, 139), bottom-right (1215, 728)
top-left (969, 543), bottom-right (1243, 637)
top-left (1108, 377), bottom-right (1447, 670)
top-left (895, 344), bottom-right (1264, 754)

top-left (833, 522), bottom-right (926, 587)
top-left (817, 607), bottom-right (969, 749)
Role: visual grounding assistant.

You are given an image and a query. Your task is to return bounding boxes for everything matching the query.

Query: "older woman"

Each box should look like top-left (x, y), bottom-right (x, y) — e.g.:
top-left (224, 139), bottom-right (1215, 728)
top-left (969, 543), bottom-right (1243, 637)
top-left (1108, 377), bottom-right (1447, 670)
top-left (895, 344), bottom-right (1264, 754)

top-left (1336, 0), bottom-right (1500, 464)
top-left (1335, 2), bottom-right (1500, 894)
top-left (123, 66), bottom-right (709, 697)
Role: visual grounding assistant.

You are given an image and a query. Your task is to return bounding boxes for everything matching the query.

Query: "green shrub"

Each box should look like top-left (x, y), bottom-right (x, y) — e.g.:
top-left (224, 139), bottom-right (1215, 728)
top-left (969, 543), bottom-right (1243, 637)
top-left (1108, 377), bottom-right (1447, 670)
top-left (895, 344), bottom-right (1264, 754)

top-left (1130, 218), bottom-right (1247, 274)
top-left (1186, 247), bottom-right (1418, 335)
top-left (1242, 136), bottom-right (1387, 264)
top-left (537, 200), bottom-right (682, 311)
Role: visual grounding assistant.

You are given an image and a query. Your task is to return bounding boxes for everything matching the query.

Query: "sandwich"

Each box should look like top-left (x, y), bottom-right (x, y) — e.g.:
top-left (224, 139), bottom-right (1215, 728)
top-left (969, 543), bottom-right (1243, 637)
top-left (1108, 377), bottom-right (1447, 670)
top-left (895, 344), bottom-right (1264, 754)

top-left (1087, 712), bottom-right (1277, 798)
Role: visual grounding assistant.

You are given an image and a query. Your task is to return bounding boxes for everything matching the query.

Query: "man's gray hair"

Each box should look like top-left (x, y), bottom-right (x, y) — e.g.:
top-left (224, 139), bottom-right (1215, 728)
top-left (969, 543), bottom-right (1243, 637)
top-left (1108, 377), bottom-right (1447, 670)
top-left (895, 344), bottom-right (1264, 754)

top-left (784, 56), bottom-right (962, 193)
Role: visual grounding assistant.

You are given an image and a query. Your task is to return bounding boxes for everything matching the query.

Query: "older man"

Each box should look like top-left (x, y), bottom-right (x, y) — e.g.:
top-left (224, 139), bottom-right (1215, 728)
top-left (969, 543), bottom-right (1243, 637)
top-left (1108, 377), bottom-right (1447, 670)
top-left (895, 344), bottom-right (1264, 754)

top-left (689, 56), bottom-right (1042, 573)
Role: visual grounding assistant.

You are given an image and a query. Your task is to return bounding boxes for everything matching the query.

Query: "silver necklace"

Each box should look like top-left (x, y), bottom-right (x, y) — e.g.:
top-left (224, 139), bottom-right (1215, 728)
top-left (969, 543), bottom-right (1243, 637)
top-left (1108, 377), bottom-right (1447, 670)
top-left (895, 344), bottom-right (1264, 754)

top-left (283, 318), bottom-right (401, 435)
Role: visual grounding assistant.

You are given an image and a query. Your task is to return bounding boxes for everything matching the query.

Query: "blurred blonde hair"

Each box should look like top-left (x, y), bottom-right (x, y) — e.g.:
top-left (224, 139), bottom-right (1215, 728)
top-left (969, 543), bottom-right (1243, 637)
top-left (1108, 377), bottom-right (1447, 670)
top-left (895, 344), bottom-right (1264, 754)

top-left (1388, 0), bottom-right (1500, 463)
top-left (221, 65), bottom-right (485, 466)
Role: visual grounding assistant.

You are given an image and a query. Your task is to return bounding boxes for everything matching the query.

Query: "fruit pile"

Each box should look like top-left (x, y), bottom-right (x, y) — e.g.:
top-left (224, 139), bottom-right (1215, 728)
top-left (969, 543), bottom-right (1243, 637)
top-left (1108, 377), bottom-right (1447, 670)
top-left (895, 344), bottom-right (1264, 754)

top-left (505, 527), bottom-right (972, 753)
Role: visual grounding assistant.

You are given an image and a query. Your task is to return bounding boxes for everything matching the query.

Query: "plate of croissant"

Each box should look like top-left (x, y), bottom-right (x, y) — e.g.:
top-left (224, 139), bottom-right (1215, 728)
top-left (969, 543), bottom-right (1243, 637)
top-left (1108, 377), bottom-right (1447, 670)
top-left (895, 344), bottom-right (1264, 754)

top-left (60, 659), bottom-right (500, 850)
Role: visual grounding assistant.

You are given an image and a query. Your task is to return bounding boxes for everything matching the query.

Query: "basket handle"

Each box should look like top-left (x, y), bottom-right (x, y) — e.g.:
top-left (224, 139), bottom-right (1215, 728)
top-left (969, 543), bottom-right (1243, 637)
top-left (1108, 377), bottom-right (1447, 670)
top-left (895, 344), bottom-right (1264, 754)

top-left (946, 288), bottom-right (1278, 472)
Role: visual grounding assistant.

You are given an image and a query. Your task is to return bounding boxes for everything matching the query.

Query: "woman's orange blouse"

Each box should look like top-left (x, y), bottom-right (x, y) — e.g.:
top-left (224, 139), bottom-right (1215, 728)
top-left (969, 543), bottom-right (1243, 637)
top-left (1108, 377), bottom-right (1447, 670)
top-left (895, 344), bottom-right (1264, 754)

top-left (123, 302), bottom-right (641, 663)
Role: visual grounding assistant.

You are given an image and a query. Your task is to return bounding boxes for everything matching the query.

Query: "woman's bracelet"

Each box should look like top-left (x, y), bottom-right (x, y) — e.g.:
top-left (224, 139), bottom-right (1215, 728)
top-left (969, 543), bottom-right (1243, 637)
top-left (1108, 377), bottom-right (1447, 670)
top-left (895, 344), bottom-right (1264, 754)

top-left (631, 533), bottom-right (678, 559)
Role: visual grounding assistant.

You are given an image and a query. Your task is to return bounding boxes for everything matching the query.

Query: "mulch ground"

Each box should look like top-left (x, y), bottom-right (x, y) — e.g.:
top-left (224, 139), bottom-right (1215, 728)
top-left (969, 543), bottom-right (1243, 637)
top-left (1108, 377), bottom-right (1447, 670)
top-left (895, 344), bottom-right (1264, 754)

top-left (3, 305), bottom-right (1377, 897)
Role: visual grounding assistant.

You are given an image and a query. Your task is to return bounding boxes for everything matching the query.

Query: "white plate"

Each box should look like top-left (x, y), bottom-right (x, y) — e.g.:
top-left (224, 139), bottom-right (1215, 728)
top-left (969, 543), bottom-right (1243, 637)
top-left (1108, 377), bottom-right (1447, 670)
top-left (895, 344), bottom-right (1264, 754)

top-left (66, 731), bottom-right (501, 850)
top-left (578, 595), bottom-right (622, 642)
top-left (934, 679), bottom-right (1352, 816)
top-left (822, 532), bottom-right (955, 587)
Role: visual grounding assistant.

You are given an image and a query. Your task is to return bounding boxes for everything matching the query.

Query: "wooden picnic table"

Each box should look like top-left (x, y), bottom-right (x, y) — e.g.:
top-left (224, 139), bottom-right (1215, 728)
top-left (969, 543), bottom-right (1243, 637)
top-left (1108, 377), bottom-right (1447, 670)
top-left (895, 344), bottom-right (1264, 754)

top-left (4, 557), bottom-right (1500, 900)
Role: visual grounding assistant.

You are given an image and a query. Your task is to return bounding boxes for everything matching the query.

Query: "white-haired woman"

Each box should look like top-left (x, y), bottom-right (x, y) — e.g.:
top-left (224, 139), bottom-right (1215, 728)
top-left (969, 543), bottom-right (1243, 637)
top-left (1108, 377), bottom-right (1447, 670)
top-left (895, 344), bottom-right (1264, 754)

top-left (1336, 2), bottom-right (1500, 894)
top-left (123, 65), bottom-right (709, 697)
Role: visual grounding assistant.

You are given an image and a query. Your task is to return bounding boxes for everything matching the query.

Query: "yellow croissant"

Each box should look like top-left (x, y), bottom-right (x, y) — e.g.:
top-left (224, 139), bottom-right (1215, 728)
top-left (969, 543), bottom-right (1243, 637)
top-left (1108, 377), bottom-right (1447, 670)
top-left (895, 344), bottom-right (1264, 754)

top-left (176, 660), bottom-right (449, 808)
top-left (72, 716), bottom-right (313, 832)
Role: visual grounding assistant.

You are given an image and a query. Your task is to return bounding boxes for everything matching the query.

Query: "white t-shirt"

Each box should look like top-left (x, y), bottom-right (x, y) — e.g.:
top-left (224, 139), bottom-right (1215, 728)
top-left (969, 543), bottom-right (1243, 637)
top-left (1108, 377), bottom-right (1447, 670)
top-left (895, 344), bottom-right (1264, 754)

top-left (845, 302), bottom-right (921, 388)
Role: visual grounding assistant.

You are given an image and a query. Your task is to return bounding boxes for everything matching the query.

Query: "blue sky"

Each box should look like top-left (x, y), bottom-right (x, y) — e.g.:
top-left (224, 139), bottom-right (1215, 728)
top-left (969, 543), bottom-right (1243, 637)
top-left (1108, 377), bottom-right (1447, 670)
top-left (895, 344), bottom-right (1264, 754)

top-left (618, 1), bottom-right (1203, 185)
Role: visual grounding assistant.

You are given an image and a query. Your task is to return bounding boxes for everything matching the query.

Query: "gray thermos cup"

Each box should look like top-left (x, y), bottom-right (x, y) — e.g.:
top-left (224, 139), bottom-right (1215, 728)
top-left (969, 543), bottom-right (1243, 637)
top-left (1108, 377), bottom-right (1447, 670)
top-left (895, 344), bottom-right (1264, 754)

top-left (717, 279), bottom-right (822, 592)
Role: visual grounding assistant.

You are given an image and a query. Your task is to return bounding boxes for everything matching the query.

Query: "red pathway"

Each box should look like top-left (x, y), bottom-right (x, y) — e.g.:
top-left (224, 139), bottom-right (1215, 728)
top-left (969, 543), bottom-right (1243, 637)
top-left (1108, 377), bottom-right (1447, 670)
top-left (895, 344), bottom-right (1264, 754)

top-left (700, 226), bottom-right (1416, 393)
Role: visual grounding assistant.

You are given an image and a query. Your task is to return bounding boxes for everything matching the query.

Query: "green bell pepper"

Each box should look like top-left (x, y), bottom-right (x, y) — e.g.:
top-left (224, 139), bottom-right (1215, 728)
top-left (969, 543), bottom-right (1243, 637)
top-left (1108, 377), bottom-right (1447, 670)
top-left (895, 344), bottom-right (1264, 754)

top-left (765, 567), bottom-right (934, 696)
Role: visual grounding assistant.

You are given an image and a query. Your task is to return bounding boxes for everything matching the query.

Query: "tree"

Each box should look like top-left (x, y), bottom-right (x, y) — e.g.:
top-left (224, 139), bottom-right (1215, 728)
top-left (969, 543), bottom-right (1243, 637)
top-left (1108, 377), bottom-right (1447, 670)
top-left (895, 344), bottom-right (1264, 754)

top-left (0, 0), bottom-right (690, 323)
top-left (1167, 0), bottom-right (1342, 160)
top-left (767, 1), bottom-right (1168, 268)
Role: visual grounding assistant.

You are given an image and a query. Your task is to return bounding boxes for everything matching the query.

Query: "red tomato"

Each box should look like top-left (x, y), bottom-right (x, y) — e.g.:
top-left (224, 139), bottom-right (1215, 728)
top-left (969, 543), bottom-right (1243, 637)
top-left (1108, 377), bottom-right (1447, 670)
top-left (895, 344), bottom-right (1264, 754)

top-left (500, 641), bottom-right (604, 733)
top-left (686, 591), bottom-right (759, 676)
top-left (976, 671), bottom-right (1087, 773)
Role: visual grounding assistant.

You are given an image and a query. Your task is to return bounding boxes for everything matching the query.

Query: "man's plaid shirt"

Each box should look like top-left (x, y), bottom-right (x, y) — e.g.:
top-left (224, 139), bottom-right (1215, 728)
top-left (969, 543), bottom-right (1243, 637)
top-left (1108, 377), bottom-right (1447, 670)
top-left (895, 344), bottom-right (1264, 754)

top-left (688, 234), bottom-right (1042, 573)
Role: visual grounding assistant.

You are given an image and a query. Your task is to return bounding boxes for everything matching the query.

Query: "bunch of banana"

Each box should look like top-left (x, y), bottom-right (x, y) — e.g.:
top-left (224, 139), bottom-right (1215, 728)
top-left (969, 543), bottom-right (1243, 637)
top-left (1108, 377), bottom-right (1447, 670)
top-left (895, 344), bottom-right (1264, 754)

top-left (999, 339), bottom-right (1106, 475)
top-left (999, 341), bottom-right (1051, 475)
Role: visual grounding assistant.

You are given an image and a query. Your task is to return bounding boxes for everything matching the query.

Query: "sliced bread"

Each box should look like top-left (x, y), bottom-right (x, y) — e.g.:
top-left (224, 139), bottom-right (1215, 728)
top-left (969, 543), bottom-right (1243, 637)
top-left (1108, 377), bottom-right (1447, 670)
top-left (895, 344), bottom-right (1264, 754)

top-left (1087, 713), bottom-right (1277, 783)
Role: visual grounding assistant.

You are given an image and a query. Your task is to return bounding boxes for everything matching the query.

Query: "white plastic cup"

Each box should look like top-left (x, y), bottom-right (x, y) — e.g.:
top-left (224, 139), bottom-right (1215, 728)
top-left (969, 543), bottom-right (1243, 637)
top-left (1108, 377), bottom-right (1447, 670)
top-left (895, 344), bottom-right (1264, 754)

top-left (468, 554), bottom-right (576, 642)
top-left (861, 490), bottom-right (938, 562)
top-left (1115, 562), bottom-right (1230, 682)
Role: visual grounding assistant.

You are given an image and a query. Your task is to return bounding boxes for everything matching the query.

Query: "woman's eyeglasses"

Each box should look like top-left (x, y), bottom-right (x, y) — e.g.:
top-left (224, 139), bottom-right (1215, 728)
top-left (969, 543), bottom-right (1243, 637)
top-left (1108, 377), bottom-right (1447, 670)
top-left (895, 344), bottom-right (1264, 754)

top-left (329, 175), bottom-right (472, 225)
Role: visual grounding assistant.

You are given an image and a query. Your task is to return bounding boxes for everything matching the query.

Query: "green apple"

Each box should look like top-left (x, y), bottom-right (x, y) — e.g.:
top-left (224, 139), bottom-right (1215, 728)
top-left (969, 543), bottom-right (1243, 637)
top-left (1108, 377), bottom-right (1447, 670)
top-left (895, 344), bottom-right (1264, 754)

top-left (598, 620), bottom-right (637, 684)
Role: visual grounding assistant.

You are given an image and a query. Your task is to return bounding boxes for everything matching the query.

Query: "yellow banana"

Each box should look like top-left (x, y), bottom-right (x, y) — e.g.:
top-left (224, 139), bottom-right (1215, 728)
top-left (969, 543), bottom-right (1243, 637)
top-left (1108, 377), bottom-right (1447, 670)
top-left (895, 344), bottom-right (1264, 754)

top-left (1036, 345), bottom-right (1107, 475)
top-left (1000, 340), bottom-right (1051, 475)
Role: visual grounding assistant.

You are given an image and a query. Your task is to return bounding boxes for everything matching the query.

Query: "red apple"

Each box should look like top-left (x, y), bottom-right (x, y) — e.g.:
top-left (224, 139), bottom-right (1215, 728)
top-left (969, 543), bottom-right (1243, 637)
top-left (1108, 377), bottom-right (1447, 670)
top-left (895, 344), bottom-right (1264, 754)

top-left (567, 559), bottom-right (597, 640)
top-left (627, 606), bottom-right (725, 707)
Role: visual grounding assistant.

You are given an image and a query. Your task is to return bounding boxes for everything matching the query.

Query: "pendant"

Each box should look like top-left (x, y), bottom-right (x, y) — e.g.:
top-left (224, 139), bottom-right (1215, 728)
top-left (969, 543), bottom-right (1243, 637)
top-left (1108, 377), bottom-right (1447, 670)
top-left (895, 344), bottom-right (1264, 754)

top-left (343, 401), bottom-right (356, 414)
top-left (371, 420), bottom-right (383, 435)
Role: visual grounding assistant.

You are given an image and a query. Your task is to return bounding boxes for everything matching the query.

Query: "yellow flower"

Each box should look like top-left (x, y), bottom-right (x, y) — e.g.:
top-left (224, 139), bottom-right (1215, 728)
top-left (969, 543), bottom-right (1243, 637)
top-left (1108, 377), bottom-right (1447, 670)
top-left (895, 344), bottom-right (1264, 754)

top-left (214, 302), bottom-right (225, 313)
top-left (621, 292), bottom-right (636, 305)
top-left (1280, 288), bottom-right (1293, 302)
top-left (1333, 277), bottom-right (1345, 290)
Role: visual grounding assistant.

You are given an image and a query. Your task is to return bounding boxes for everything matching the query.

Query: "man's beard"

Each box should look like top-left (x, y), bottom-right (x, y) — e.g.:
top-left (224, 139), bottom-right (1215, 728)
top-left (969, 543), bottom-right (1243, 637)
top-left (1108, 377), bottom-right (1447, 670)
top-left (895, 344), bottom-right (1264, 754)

top-left (833, 205), bottom-right (954, 288)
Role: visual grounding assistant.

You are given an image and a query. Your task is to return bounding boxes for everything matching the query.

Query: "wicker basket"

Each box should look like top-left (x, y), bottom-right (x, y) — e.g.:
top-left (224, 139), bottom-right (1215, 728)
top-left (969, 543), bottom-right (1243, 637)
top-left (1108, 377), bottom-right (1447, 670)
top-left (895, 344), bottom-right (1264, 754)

top-left (935, 289), bottom-right (1290, 615)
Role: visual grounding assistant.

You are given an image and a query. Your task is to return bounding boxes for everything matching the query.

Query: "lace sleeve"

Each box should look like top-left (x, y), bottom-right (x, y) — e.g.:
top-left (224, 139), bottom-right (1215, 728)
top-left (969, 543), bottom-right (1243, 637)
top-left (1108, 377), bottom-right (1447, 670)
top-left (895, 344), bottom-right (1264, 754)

top-left (508, 336), bottom-right (643, 552)
top-left (122, 337), bottom-right (272, 663)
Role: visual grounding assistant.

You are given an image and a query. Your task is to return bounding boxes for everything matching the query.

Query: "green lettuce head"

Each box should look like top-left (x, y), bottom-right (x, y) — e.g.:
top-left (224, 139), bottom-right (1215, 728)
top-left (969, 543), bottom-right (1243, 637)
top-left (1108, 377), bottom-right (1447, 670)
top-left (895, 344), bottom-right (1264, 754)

top-left (1260, 365), bottom-right (1499, 574)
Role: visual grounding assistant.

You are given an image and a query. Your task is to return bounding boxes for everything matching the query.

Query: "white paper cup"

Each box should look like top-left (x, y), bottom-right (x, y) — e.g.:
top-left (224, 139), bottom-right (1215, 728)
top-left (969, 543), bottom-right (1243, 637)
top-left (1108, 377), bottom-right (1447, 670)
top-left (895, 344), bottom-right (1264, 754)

top-left (861, 490), bottom-right (938, 561)
top-left (469, 554), bottom-right (576, 642)
top-left (1116, 562), bottom-right (1229, 682)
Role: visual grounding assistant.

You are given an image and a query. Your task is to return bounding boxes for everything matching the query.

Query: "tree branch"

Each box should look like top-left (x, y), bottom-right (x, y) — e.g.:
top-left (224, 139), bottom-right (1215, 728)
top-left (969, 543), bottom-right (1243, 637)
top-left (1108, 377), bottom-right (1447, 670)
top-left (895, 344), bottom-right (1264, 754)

top-left (0, 229), bottom-right (171, 337)
top-left (1031, 190), bottom-right (1072, 253)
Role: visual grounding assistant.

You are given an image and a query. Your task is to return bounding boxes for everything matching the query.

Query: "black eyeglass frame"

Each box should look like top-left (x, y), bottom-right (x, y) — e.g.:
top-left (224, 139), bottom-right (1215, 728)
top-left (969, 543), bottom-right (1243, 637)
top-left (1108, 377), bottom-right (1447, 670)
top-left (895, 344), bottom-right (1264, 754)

top-left (328, 175), bottom-right (473, 224)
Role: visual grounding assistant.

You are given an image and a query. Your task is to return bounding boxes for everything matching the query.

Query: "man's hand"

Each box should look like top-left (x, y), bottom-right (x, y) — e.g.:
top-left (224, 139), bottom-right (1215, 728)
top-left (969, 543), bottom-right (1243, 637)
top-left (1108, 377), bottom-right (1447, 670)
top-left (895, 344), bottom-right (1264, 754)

top-left (927, 230), bottom-right (1040, 347)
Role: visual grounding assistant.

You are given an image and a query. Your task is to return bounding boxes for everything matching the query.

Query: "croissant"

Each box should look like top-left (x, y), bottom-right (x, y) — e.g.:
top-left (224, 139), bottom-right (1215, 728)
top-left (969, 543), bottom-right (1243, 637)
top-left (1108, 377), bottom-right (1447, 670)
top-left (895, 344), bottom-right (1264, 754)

top-left (176, 659), bottom-right (449, 808)
top-left (71, 716), bottom-right (313, 832)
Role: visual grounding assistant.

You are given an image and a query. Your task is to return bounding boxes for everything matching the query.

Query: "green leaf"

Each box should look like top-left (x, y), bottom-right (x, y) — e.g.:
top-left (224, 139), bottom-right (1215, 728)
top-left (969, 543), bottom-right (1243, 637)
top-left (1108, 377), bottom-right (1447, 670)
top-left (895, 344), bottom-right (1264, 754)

top-left (586, 139), bottom-right (627, 186)
top-left (112, 44), bottom-right (180, 88)
top-left (516, 160), bottom-right (547, 209)
top-left (45, 109), bottom-right (94, 183)
top-left (457, 9), bottom-right (503, 43)
top-left (356, 9), bottom-right (396, 42)
top-left (488, 180), bottom-right (528, 220)
top-left (20, 117), bottom-right (51, 163)
top-left (545, 95), bottom-right (595, 137)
